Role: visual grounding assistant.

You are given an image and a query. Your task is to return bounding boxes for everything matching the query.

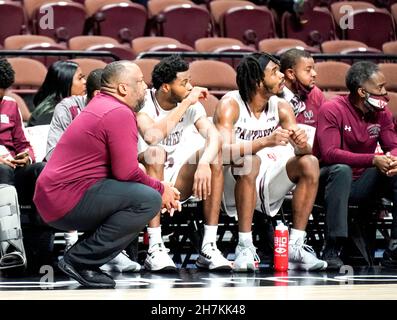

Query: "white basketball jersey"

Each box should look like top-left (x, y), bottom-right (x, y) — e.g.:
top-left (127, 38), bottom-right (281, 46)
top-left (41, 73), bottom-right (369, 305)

top-left (225, 90), bottom-right (281, 144)
top-left (138, 88), bottom-right (207, 156)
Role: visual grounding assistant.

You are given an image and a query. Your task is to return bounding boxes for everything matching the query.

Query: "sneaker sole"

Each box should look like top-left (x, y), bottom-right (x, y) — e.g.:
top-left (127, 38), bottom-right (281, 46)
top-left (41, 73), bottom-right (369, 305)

top-left (195, 260), bottom-right (232, 271)
top-left (288, 261), bottom-right (327, 271)
top-left (232, 263), bottom-right (258, 272)
top-left (58, 259), bottom-right (115, 289)
top-left (144, 261), bottom-right (177, 272)
top-left (100, 265), bottom-right (141, 273)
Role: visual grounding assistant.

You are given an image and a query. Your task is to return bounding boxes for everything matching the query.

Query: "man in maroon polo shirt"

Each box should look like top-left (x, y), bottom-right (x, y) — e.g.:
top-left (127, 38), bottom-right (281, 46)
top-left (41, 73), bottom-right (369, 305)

top-left (315, 61), bottom-right (397, 269)
top-left (34, 61), bottom-right (181, 288)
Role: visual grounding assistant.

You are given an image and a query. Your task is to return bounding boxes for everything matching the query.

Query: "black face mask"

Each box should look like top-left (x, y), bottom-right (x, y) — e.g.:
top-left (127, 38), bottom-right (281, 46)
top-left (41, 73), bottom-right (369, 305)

top-left (293, 79), bottom-right (313, 101)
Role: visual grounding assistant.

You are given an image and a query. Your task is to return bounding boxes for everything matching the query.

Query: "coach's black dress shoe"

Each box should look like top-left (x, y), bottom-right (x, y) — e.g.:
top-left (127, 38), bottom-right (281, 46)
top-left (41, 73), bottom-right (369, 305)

top-left (58, 258), bottom-right (116, 289)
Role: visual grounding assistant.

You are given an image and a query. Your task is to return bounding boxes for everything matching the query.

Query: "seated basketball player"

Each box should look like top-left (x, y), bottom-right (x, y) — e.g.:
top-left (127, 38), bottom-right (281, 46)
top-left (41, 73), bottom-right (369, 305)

top-left (137, 55), bottom-right (232, 271)
top-left (214, 52), bottom-right (327, 272)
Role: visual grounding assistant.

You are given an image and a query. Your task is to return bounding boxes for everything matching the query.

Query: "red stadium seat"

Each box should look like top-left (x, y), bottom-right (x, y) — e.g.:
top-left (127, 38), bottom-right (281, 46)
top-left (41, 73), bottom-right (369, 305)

top-left (0, 1), bottom-right (27, 47)
top-left (85, 1), bottom-right (147, 44)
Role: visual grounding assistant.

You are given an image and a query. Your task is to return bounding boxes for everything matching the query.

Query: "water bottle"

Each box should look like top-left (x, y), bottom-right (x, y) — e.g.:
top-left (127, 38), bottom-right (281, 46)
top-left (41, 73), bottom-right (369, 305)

top-left (274, 222), bottom-right (289, 272)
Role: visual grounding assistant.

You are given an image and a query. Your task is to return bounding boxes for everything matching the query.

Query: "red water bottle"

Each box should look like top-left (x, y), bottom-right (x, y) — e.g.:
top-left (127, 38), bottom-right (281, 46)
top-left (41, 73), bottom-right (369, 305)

top-left (274, 222), bottom-right (289, 272)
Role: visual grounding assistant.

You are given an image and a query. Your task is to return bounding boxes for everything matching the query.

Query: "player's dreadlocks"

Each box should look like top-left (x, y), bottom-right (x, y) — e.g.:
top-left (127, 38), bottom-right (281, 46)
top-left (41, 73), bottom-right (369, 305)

top-left (236, 52), bottom-right (280, 103)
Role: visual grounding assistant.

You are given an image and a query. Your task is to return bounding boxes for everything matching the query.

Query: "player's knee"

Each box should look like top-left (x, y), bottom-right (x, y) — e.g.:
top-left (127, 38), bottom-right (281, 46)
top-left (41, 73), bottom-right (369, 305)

top-left (237, 155), bottom-right (261, 180)
top-left (299, 155), bottom-right (319, 180)
top-left (331, 164), bottom-right (352, 179)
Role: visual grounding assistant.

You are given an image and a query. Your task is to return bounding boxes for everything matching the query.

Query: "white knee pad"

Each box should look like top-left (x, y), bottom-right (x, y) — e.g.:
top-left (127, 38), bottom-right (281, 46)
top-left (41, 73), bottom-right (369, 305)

top-left (0, 184), bottom-right (26, 270)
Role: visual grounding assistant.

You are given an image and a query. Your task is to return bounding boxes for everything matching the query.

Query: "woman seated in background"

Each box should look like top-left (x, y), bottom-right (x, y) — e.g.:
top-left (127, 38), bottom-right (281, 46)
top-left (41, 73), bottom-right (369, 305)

top-left (28, 60), bottom-right (86, 127)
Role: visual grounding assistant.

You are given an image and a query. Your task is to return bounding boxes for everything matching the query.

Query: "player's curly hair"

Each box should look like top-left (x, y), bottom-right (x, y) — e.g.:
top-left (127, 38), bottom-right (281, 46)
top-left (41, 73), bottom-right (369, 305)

top-left (0, 58), bottom-right (15, 89)
top-left (152, 55), bottom-right (189, 90)
top-left (236, 52), bottom-right (279, 103)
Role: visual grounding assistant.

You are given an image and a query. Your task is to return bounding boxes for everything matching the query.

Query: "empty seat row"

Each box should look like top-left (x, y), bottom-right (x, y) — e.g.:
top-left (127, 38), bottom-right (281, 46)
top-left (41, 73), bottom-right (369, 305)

top-left (1, 0), bottom-right (397, 50)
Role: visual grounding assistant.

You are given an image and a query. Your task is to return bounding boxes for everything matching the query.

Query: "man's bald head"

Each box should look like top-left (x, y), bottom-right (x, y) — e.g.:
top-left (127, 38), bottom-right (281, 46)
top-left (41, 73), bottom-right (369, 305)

top-left (100, 60), bottom-right (147, 111)
top-left (101, 61), bottom-right (139, 89)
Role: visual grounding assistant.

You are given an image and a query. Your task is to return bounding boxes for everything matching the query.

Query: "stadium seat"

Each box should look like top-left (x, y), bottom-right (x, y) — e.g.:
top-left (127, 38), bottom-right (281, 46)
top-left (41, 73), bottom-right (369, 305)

top-left (24, 0), bottom-right (73, 21)
top-left (195, 37), bottom-right (255, 69)
top-left (150, 3), bottom-right (212, 47)
top-left (330, 1), bottom-right (376, 25)
top-left (209, 0), bottom-right (255, 35)
top-left (133, 58), bottom-right (161, 87)
top-left (0, 1), bottom-right (27, 47)
top-left (69, 58), bottom-right (107, 77)
top-left (189, 60), bottom-right (237, 97)
top-left (258, 38), bottom-right (320, 54)
top-left (131, 36), bottom-right (183, 57)
top-left (314, 61), bottom-right (350, 91)
top-left (382, 40), bottom-right (397, 54)
top-left (321, 40), bottom-right (369, 52)
top-left (147, 0), bottom-right (194, 17)
top-left (340, 9), bottom-right (396, 50)
top-left (7, 57), bottom-right (47, 89)
top-left (195, 37), bottom-right (245, 52)
top-left (281, 5), bottom-right (336, 46)
top-left (84, 1), bottom-right (147, 44)
top-left (222, 7), bottom-right (276, 47)
top-left (4, 35), bottom-right (56, 49)
top-left (69, 35), bottom-right (118, 49)
top-left (69, 35), bottom-right (134, 61)
top-left (388, 91), bottom-right (397, 115)
top-left (32, 2), bottom-right (86, 42)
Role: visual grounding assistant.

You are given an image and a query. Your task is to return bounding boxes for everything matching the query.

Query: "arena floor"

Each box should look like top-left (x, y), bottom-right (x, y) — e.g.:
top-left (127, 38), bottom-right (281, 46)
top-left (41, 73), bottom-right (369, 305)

top-left (1, 266), bottom-right (397, 300)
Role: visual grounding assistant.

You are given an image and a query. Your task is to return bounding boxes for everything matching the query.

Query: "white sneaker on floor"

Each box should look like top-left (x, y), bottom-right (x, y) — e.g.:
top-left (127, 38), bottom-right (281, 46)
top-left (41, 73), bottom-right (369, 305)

top-left (288, 238), bottom-right (327, 271)
top-left (196, 242), bottom-right (232, 270)
top-left (100, 251), bottom-right (141, 273)
top-left (144, 243), bottom-right (176, 272)
top-left (233, 242), bottom-right (260, 272)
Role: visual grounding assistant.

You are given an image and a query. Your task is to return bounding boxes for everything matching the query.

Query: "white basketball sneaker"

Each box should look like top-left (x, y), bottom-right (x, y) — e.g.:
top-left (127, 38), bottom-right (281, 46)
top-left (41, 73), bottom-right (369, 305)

top-left (233, 241), bottom-right (260, 272)
top-left (196, 242), bottom-right (232, 270)
top-left (100, 251), bottom-right (141, 273)
top-left (144, 243), bottom-right (177, 272)
top-left (289, 238), bottom-right (328, 271)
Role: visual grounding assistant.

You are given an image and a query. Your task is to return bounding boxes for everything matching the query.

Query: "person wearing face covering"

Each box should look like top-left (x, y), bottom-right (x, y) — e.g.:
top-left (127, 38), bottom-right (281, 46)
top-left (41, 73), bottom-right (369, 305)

top-left (314, 61), bottom-right (397, 270)
top-left (280, 48), bottom-right (326, 143)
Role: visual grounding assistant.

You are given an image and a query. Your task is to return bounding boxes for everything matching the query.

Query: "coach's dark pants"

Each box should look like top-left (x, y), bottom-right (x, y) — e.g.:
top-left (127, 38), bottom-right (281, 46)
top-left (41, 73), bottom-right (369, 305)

top-left (317, 165), bottom-right (397, 239)
top-left (49, 179), bottom-right (161, 269)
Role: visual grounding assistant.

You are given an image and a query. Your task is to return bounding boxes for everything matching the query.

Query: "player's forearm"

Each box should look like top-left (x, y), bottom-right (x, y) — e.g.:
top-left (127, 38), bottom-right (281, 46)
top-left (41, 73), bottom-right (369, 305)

top-left (199, 131), bottom-right (222, 165)
top-left (145, 100), bottom-right (192, 145)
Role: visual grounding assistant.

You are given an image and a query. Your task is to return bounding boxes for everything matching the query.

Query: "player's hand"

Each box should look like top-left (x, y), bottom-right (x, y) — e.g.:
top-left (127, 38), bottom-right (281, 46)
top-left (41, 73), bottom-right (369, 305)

top-left (0, 156), bottom-right (16, 169)
top-left (266, 127), bottom-right (290, 147)
top-left (193, 163), bottom-right (211, 201)
top-left (10, 152), bottom-right (30, 167)
top-left (184, 87), bottom-right (209, 105)
top-left (373, 155), bottom-right (392, 174)
top-left (160, 181), bottom-right (181, 216)
top-left (289, 127), bottom-right (308, 149)
top-left (386, 152), bottom-right (397, 177)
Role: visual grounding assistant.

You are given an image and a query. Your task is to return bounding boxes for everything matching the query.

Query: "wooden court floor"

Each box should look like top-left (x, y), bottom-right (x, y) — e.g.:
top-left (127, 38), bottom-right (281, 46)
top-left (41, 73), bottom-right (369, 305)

top-left (1, 266), bottom-right (397, 300)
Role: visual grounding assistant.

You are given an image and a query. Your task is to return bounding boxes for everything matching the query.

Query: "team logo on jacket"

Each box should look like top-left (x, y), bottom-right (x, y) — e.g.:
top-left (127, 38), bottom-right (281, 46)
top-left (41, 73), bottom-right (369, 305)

top-left (304, 110), bottom-right (313, 120)
top-left (367, 124), bottom-right (381, 138)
